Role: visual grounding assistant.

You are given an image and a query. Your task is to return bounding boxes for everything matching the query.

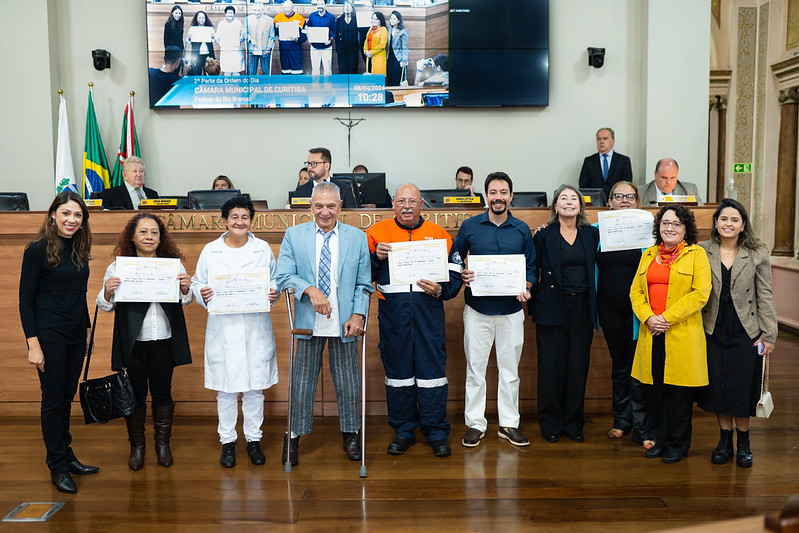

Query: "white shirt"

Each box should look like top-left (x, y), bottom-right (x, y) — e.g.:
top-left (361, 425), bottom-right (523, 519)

top-left (97, 261), bottom-right (194, 341)
top-left (123, 181), bottom-right (146, 210)
top-left (314, 222), bottom-right (340, 337)
top-left (598, 149), bottom-right (614, 171)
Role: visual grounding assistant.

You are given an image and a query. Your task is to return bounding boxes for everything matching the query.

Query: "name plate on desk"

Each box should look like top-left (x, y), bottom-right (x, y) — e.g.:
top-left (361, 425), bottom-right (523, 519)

top-left (85, 199), bottom-right (102, 209)
top-left (291, 197), bottom-right (310, 208)
top-left (141, 198), bottom-right (177, 209)
top-left (443, 196), bottom-right (481, 205)
top-left (659, 195), bottom-right (697, 203)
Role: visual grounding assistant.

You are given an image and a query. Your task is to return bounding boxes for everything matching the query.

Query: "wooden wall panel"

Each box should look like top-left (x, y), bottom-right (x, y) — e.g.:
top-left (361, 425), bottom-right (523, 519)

top-left (1, 206), bottom-right (715, 416)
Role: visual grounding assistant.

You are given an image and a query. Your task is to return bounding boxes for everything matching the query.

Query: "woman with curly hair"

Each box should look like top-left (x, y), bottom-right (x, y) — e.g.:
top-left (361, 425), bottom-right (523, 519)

top-left (97, 213), bottom-right (193, 471)
top-left (630, 205), bottom-right (711, 464)
top-left (187, 10), bottom-right (215, 75)
top-left (19, 191), bottom-right (95, 493)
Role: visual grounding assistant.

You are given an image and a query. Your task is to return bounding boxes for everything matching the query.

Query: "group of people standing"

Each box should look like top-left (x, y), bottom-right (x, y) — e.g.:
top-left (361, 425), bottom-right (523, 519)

top-left (19, 155), bottom-right (777, 494)
top-left (161, 1), bottom-right (410, 81)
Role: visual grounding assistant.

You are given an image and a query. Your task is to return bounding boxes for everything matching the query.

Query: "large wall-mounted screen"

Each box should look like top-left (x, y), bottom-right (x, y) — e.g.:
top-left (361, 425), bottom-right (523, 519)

top-left (145, 0), bottom-right (548, 109)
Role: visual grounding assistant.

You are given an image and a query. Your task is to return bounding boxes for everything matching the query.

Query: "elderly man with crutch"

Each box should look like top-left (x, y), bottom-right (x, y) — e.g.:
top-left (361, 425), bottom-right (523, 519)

top-left (276, 182), bottom-right (373, 468)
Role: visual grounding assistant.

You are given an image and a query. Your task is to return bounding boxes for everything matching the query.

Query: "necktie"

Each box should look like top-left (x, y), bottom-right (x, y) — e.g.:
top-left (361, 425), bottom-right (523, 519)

top-left (318, 229), bottom-right (333, 298)
top-left (602, 154), bottom-right (609, 182)
top-left (136, 188), bottom-right (145, 206)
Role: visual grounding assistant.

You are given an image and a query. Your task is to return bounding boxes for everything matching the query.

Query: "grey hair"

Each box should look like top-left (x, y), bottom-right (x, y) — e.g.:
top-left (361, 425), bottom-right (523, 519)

top-left (596, 127), bottom-right (615, 139)
top-left (312, 181), bottom-right (341, 202)
top-left (122, 156), bottom-right (145, 172)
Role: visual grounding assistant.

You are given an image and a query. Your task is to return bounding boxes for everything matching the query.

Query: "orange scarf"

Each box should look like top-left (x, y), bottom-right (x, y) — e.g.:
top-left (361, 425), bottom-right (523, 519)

top-left (657, 240), bottom-right (685, 266)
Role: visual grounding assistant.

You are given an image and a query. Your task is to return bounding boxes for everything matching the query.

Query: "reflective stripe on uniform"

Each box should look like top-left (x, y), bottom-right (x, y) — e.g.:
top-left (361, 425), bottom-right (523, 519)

top-left (417, 377), bottom-right (448, 388)
top-left (385, 376), bottom-right (415, 387)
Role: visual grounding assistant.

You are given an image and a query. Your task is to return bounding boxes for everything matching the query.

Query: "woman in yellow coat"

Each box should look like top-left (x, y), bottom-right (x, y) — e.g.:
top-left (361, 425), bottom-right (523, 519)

top-left (630, 205), bottom-right (711, 464)
top-left (364, 12), bottom-right (388, 75)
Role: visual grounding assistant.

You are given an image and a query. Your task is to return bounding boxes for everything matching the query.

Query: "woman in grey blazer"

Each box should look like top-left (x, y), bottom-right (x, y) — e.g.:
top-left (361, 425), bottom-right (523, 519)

top-left (699, 198), bottom-right (777, 468)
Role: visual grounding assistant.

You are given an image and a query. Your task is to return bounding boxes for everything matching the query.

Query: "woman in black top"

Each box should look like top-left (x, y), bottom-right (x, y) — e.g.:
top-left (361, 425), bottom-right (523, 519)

top-left (164, 5), bottom-right (185, 54)
top-left (336, 1), bottom-right (360, 74)
top-left (19, 191), bottom-right (96, 494)
top-left (596, 181), bottom-right (654, 449)
top-left (530, 185), bottom-right (599, 442)
top-left (97, 213), bottom-right (193, 471)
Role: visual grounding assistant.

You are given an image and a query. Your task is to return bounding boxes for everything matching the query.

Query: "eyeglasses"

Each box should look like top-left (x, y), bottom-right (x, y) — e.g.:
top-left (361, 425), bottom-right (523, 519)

top-left (612, 193), bottom-right (637, 201)
top-left (394, 198), bottom-right (420, 206)
top-left (660, 220), bottom-right (683, 229)
top-left (304, 160), bottom-right (327, 169)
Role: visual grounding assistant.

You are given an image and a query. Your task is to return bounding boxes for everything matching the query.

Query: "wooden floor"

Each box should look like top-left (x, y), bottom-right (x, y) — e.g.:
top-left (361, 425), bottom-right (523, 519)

top-left (2, 334), bottom-right (798, 532)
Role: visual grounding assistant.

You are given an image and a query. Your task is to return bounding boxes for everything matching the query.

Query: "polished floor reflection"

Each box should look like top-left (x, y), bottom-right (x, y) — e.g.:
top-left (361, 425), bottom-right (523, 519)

top-left (2, 333), bottom-right (798, 531)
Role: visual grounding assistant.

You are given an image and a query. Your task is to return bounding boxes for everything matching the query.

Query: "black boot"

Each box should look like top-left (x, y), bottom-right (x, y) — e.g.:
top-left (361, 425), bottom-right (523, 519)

top-left (736, 429), bottom-right (753, 468)
top-left (152, 403), bottom-right (174, 467)
top-left (125, 406), bottom-right (146, 471)
top-left (710, 429), bottom-right (734, 465)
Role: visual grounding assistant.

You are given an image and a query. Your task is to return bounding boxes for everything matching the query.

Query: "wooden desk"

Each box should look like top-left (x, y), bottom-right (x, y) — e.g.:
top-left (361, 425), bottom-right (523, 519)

top-left (0, 207), bottom-right (715, 416)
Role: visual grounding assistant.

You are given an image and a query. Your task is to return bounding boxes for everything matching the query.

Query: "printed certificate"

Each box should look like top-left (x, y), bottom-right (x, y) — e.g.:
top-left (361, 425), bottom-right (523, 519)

top-left (278, 21), bottom-right (300, 41)
top-left (469, 254), bottom-right (526, 297)
top-left (597, 209), bottom-right (656, 252)
top-left (306, 26), bottom-right (329, 44)
top-left (388, 239), bottom-right (449, 284)
top-left (114, 257), bottom-right (181, 303)
top-left (207, 271), bottom-right (270, 314)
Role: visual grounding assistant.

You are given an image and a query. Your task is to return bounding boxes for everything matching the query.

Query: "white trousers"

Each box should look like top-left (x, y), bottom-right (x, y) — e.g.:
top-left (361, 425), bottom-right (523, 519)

top-left (217, 390), bottom-right (264, 444)
top-left (463, 305), bottom-right (524, 431)
top-left (310, 47), bottom-right (333, 76)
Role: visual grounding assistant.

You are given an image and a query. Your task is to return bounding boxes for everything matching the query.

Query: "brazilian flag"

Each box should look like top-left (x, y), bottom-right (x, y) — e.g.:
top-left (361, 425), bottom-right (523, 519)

top-left (82, 90), bottom-right (110, 199)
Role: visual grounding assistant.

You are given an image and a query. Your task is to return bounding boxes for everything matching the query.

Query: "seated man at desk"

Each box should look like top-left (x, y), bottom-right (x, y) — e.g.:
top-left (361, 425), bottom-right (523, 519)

top-left (101, 156), bottom-right (159, 210)
top-left (639, 158), bottom-right (702, 205)
top-left (455, 166), bottom-right (484, 204)
top-left (293, 147), bottom-right (335, 198)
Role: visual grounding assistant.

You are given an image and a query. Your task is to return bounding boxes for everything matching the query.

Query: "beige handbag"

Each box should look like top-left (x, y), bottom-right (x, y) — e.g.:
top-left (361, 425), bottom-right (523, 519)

top-left (755, 355), bottom-right (773, 418)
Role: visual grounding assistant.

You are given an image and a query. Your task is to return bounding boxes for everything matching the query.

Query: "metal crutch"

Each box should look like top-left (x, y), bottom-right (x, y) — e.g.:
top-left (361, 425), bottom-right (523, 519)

top-left (359, 296), bottom-right (371, 478)
top-left (284, 287), bottom-right (312, 473)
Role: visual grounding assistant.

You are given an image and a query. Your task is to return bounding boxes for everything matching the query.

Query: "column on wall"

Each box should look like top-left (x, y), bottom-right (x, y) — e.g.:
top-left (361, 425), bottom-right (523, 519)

top-left (709, 70), bottom-right (732, 202)
top-left (770, 57), bottom-right (799, 257)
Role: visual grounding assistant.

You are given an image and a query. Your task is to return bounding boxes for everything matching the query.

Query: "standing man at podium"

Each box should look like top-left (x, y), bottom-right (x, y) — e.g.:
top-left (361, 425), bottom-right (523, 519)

top-left (578, 127), bottom-right (633, 201)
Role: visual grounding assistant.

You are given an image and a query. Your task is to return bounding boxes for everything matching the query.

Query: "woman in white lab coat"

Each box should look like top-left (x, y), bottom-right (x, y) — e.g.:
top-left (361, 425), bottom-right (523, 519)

top-left (191, 196), bottom-right (278, 468)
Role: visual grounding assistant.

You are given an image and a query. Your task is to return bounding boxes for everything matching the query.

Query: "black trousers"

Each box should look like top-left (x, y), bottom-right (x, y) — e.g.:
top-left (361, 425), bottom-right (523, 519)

top-left (649, 334), bottom-right (694, 453)
top-left (38, 341), bottom-right (85, 474)
top-left (597, 299), bottom-right (653, 441)
top-left (536, 293), bottom-right (594, 437)
top-left (127, 339), bottom-right (174, 407)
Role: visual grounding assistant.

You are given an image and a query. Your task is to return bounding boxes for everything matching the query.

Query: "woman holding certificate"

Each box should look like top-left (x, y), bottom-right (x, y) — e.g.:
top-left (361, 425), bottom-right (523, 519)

top-left (97, 213), bottom-right (193, 471)
top-left (699, 199), bottom-right (776, 468)
top-left (596, 181), bottom-right (654, 450)
top-left (191, 196), bottom-right (279, 468)
top-left (630, 205), bottom-right (711, 463)
top-left (19, 191), bottom-right (96, 494)
top-left (530, 185), bottom-right (599, 443)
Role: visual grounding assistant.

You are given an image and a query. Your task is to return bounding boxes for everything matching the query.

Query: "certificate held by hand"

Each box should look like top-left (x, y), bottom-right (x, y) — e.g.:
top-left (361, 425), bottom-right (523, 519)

top-left (278, 21), bottom-right (300, 41)
top-left (115, 257), bottom-right (181, 303)
top-left (597, 209), bottom-right (655, 252)
top-left (388, 239), bottom-right (449, 284)
top-left (469, 254), bottom-right (526, 297)
top-left (208, 271), bottom-right (270, 315)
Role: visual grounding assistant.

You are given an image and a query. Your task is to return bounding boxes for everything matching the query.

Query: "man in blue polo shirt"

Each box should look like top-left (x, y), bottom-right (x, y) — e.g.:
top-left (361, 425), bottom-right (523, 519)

top-left (306, 0), bottom-right (336, 76)
top-left (453, 172), bottom-right (536, 448)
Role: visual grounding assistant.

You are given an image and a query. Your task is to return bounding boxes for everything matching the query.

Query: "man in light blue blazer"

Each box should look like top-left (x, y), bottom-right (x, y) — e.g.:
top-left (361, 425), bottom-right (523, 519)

top-left (276, 182), bottom-right (373, 467)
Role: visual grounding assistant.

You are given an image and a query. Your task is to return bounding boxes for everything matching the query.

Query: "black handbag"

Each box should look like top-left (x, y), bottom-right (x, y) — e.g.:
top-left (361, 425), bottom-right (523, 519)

top-left (79, 306), bottom-right (137, 424)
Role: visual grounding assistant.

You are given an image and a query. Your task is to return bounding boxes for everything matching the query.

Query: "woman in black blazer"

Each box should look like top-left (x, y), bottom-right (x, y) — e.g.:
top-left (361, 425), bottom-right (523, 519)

top-left (97, 213), bottom-right (193, 471)
top-left (530, 185), bottom-right (599, 442)
top-left (19, 191), bottom-right (97, 494)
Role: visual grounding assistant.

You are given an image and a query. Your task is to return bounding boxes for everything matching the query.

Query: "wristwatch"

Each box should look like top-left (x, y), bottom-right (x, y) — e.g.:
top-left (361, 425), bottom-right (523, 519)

top-left (434, 286), bottom-right (443, 299)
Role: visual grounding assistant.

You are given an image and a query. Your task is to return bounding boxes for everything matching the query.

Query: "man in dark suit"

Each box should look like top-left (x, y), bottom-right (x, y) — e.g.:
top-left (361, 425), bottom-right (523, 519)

top-left (455, 166), bottom-right (485, 205)
top-left (578, 127), bottom-right (633, 201)
top-left (101, 156), bottom-right (159, 210)
top-left (292, 147), bottom-right (358, 207)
